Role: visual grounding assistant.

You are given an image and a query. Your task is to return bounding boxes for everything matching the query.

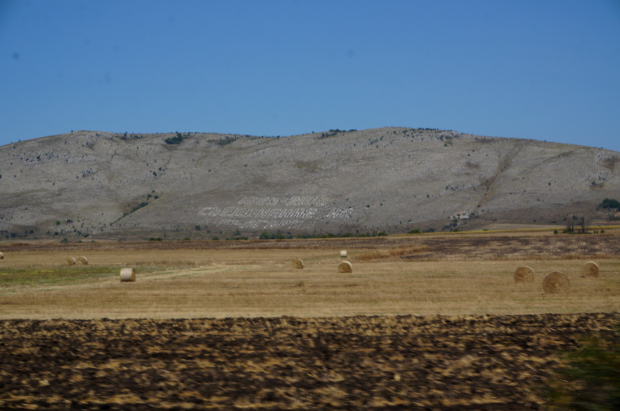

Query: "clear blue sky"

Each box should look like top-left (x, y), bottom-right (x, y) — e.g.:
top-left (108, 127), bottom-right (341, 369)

top-left (1, 0), bottom-right (619, 151)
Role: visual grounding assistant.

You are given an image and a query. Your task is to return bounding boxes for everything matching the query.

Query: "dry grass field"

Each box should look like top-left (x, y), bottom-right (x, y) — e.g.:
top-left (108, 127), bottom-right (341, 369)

top-left (1, 232), bottom-right (619, 409)
top-left (1, 232), bottom-right (619, 319)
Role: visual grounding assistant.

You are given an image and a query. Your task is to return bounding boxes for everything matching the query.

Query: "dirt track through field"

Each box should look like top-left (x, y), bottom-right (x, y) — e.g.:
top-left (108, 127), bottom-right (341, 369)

top-left (1, 313), bottom-right (617, 410)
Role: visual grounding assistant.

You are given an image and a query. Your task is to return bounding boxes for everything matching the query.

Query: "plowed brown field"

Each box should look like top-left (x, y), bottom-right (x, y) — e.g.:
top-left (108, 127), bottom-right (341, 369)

top-left (1, 313), bottom-right (618, 410)
top-left (2, 232), bottom-right (620, 260)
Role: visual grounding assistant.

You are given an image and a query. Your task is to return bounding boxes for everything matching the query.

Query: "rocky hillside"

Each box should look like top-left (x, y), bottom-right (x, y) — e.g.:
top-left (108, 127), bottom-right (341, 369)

top-left (0, 128), bottom-right (618, 240)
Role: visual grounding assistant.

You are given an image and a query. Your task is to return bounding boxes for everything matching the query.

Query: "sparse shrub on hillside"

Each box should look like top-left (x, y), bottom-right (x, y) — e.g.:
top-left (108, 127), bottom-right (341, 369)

top-left (165, 132), bottom-right (185, 145)
top-left (318, 128), bottom-right (354, 139)
top-left (130, 202), bottom-right (148, 213)
top-left (599, 198), bottom-right (620, 210)
top-left (217, 137), bottom-right (237, 146)
top-left (119, 133), bottom-right (144, 141)
top-left (408, 229), bottom-right (421, 234)
top-left (260, 231), bottom-right (286, 240)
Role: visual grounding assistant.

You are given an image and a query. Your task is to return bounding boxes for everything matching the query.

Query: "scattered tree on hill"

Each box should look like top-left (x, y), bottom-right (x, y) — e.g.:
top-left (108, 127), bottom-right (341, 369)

top-left (165, 132), bottom-right (185, 145)
top-left (599, 198), bottom-right (620, 210)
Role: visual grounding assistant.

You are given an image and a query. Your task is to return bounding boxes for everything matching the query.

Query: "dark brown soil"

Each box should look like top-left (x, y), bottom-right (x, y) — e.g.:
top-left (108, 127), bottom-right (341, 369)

top-left (0, 313), bottom-right (617, 410)
top-left (2, 234), bottom-right (619, 261)
top-left (407, 235), bottom-right (620, 260)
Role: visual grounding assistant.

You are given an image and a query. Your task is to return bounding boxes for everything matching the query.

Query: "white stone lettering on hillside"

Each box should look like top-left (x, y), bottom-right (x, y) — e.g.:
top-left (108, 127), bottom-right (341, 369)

top-left (285, 196), bottom-right (328, 207)
top-left (198, 196), bottom-right (350, 230)
top-left (214, 219), bottom-right (315, 229)
top-left (326, 208), bottom-right (354, 219)
top-left (237, 197), bottom-right (279, 206)
top-left (199, 207), bottom-right (317, 219)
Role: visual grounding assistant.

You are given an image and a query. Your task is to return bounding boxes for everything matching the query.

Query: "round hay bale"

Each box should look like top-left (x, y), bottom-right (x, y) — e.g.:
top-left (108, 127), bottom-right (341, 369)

top-left (65, 257), bottom-right (76, 266)
top-left (581, 261), bottom-right (599, 278)
top-left (77, 256), bottom-right (88, 265)
top-left (543, 272), bottom-right (571, 294)
top-left (340, 250), bottom-right (347, 258)
top-left (0, 252), bottom-right (4, 259)
top-left (514, 266), bottom-right (535, 283)
top-left (338, 261), bottom-right (353, 273)
top-left (291, 258), bottom-right (304, 269)
top-left (120, 268), bottom-right (136, 282)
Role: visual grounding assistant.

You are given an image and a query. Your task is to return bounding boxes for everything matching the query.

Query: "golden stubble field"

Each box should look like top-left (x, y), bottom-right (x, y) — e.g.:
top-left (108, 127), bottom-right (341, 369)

top-left (0, 232), bottom-right (619, 319)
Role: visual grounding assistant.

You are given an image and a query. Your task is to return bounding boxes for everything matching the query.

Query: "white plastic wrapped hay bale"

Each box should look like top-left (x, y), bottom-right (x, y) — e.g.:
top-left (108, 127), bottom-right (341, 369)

top-left (581, 261), bottom-right (599, 278)
top-left (338, 261), bottom-right (353, 273)
top-left (514, 266), bottom-right (535, 283)
top-left (543, 272), bottom-right (570, 294)
top-left (120, 268), bottom-right (136, 282)
top-left (291, 258), bottom-right (304, 269)
top-left (65, 257), bottom-right (76, 266)
top-left (77, 256), bottom-right (88, 265)
top-left (340, 250), bottom-right (347, 258)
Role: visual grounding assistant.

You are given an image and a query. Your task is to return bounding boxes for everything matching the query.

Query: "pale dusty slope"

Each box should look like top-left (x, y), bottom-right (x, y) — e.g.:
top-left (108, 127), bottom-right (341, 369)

top-left (0, 128), bottom-right (618, 239)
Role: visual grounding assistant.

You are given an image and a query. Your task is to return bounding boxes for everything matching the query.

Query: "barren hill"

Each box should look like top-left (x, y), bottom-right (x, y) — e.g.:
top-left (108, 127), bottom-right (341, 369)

top-left (1, 128), bottom-right (618, 240)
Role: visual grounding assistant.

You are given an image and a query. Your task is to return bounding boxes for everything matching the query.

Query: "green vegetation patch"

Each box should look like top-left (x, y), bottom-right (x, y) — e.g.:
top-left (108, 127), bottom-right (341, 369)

top-left (0, 266), bottom-right (161, 287)
top-left (217, 137), bottom-right (237, 146)
top-left (599, 198), bottom-right (620, 210)
top-left (541, 323), bottom-right (620, 410)
top-left (164, 132), bottom-right (188, 145)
